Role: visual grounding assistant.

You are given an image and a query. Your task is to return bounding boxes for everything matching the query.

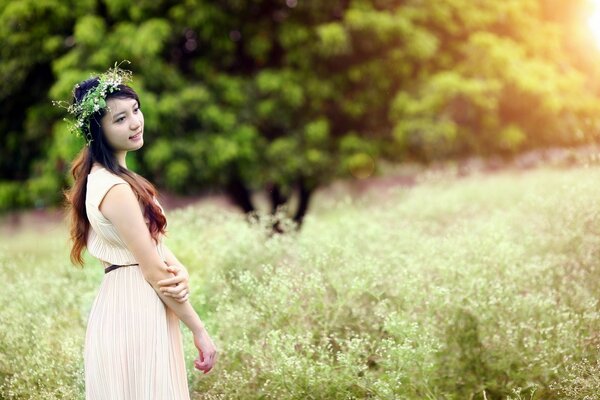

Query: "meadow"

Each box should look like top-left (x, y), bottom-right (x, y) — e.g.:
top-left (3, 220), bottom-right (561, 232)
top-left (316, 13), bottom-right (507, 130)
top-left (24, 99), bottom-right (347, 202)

top-left (0, 165), bottom-right (598, 399)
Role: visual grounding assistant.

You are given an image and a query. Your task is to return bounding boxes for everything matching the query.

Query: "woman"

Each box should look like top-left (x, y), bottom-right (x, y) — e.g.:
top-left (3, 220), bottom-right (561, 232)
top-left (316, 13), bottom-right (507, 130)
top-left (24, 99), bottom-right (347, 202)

top-left (62, 65), bottom-right (216, 399)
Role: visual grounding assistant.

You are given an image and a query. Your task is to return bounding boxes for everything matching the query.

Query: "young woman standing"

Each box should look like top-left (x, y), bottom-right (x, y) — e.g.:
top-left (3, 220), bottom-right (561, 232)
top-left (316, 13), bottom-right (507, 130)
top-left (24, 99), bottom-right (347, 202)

top-left (62, 65), bottom-right (216, 399)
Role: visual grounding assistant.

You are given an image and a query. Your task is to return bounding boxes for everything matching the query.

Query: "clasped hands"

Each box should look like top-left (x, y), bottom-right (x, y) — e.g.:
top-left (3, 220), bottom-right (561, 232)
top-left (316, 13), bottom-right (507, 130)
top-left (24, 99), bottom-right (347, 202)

top-left (156, 264), bottom-right (218, 374)
top-left (157, 264), bottom-right (190, 303)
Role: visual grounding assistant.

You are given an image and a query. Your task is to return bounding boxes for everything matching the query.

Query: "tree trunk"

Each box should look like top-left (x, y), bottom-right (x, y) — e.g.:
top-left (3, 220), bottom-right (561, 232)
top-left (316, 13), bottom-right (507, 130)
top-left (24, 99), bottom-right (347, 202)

top-left (225, 175), bottom-right (255, 214)
top-left (268, 182), bottom-right (288, 214)
top-left (227, 176), bottom-right (313, 233)
top-left (267, 182), bottom-right (287, 234)
top-left (293, 176), bottom-right (313, 229)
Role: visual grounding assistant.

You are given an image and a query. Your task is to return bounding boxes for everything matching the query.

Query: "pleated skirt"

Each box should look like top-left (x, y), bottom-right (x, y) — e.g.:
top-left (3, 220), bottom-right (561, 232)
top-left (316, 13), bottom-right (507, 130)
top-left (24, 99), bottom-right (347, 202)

top-left (84, 265), bottom-right (190, 400)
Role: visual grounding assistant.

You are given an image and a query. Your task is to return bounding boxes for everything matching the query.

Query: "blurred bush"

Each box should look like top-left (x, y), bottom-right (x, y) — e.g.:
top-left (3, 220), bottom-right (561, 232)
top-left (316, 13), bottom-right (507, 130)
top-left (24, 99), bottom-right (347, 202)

top-left (2, 0), bottom-right (600, 214)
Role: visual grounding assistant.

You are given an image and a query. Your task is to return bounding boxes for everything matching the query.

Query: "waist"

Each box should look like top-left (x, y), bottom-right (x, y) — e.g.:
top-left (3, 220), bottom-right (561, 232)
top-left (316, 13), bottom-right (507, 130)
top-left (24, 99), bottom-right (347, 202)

top-left (104, 263), bottom-right (139, 274)
top-left (103, 261), bottom-right (169, 274)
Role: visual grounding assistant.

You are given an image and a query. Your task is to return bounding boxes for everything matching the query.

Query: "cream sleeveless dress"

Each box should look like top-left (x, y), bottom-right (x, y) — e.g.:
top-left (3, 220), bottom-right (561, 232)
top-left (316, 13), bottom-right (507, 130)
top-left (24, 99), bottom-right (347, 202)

top-left (84, 167), bottom-right (190, 400)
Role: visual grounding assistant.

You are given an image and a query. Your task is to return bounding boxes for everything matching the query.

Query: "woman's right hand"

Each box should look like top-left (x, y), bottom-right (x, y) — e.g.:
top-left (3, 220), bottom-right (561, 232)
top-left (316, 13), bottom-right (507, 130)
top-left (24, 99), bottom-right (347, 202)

top-left (193, 329), bottom-right (217, 374)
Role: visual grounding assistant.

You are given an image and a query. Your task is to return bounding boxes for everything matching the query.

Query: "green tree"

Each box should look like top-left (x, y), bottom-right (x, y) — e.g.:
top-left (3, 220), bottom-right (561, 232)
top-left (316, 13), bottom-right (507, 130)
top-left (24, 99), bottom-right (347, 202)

top-left (2, 0), bottom-right (600, 221)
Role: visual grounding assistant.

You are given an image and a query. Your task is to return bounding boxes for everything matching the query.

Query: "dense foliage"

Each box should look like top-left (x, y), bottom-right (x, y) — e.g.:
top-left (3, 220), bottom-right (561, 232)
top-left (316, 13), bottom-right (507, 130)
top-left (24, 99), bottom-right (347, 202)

top-left (1, 165), bottom-right (599, 399)
top-left (2, 0), bottom-right (600, 216)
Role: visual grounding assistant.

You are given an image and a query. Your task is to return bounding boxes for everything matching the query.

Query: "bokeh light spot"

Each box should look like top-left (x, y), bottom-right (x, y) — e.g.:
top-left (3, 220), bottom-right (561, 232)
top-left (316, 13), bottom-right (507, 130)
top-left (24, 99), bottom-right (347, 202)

top-left (348, 153), bottom-right (376, 180)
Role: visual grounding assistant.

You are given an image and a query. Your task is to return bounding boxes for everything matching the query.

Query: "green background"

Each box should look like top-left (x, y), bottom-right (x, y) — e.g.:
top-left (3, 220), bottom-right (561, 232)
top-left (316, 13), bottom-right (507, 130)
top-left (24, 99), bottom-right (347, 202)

top-left (2, 0), bottom-right (600, 215)
top-left (1, 1), bottom-right (600, 398)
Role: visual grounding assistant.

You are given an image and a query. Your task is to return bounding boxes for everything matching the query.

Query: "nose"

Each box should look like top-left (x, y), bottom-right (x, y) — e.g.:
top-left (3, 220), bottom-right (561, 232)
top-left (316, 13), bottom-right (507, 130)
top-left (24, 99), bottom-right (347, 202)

top-left (130, 115), bottom-right (141, 130)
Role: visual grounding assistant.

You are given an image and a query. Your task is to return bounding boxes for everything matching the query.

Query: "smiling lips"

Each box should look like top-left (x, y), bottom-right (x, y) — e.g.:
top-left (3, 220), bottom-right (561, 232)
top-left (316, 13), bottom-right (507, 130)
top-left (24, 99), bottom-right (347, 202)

top-left (129, 131), bottom-right (142, 140)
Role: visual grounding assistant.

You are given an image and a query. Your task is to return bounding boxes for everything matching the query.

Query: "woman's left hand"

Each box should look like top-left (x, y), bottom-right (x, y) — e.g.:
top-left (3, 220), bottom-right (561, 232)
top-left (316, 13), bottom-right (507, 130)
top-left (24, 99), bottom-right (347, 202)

top-left (157, 264), bottom-right (190, 303)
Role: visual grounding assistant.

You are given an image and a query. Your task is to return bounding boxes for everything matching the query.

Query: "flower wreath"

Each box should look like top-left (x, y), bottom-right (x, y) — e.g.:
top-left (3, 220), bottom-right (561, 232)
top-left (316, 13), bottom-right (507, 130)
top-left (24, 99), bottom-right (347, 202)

top-left (53, 61), bottom-right (133, 144)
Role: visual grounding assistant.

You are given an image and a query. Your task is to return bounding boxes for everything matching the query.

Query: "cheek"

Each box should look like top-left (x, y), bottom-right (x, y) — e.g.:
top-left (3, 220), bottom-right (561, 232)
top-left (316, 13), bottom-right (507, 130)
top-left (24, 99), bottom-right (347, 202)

top-left (102, 125), bottom-right (125, 145)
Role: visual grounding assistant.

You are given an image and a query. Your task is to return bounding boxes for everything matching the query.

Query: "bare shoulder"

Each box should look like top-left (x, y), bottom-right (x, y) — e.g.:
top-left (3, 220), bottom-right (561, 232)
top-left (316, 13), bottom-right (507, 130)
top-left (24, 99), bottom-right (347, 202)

top-left (99, 183), bottom-right (142, 224)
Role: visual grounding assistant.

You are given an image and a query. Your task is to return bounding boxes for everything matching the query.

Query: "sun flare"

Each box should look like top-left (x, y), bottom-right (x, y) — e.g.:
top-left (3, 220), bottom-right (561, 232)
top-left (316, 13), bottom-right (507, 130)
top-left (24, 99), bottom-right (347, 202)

top-left (588, 0), bottom-right (600, 46)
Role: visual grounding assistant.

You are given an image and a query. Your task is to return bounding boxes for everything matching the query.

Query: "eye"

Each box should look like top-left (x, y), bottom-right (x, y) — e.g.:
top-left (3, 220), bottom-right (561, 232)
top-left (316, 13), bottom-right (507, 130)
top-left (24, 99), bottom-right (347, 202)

top-left (133, 105), bottom-right (140, 113)
top-left (116, 116), bottom-right (126, 123)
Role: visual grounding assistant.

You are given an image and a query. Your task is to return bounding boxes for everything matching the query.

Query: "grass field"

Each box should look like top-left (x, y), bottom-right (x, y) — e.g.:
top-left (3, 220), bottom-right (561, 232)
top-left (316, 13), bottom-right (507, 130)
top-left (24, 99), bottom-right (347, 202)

top-left (0, 166), bottom-right (599, 399)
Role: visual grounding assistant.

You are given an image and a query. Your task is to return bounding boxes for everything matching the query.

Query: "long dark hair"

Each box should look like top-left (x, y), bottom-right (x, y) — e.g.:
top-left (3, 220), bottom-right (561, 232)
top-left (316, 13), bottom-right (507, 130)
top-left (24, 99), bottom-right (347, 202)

top-left (65, 78), bottom-right (166, 266)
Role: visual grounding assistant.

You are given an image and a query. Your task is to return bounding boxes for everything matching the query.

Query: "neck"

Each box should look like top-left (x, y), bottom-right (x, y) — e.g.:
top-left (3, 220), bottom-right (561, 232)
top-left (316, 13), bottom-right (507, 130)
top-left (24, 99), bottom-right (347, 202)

top-left (115, 151), bottom-right (127, 169)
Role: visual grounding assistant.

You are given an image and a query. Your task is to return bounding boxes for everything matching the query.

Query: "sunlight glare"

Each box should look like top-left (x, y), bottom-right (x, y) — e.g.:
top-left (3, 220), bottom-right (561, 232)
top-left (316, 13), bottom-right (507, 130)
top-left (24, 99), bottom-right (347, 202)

top-left (588, 0), bottom-right (600, 47)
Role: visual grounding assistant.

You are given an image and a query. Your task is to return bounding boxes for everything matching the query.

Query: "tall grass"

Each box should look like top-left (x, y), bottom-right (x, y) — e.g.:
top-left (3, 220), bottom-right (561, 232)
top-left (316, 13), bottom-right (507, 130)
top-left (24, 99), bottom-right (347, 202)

top-left (1, 166), bottom-right (598, 399)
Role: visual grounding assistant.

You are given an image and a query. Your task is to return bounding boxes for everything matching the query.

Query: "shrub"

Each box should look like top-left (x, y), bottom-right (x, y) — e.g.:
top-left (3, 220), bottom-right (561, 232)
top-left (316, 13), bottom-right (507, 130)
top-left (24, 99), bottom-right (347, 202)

top-left (1, 166), bottom-right (598, 399)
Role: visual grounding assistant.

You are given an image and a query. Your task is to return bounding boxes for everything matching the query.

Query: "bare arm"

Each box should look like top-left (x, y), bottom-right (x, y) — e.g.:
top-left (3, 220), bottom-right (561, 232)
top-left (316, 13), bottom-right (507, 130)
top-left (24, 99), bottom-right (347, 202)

top-left (100, 184), bottom-right (216, 372)
top-left (163, 244), bottom-right (184, 267)
top-left (157, 244), bottom-right (191, 303)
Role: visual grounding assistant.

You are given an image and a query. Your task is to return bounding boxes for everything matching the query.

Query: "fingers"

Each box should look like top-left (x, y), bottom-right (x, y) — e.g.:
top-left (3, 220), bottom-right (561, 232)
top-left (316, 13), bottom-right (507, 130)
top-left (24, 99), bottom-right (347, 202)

top-left (157, 266), bottom-right (180, 283)
top-left (157, 277), bottom-right (180, 286)
top-left (158, 278), bottom-right (187, 293)
top-left (161, 287), bottom-right (190, 302)
top-left (174, 290), bottom-right (189, 303)
top-left (161, 284), bottom-right (187, 296)
top-left (157, 272), bottom-right (184, 287)
top-left (166, 265), bottom-right (181, 274)
top-left (194, 356), bottom-right (208, 372)
top-left (158, 266), bottom-right (189, 287)
top-left (194, 349), bottom-right (217, 374)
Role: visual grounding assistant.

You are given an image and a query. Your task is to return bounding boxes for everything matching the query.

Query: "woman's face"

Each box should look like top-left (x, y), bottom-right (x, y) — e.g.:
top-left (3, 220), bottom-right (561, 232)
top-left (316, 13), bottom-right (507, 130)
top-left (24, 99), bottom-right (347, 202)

top-left (100, 97), bottom-right (144, 152)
